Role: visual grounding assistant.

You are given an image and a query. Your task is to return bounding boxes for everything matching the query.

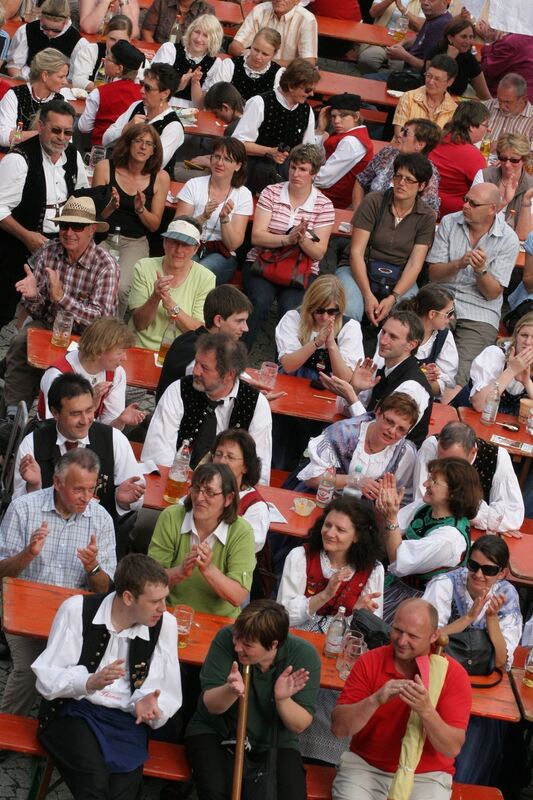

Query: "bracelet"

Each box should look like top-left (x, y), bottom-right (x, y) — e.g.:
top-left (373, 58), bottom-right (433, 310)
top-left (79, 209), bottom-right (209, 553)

top-left (391, 290), bottom-right (401, 302)
top-left (314, 339), bottom-right (322, 349)
top-left (220, 218), bottom-right (230, 225)
top-left (385, 522), bottom-right (400, 531)
top-left (89, 564), bottom-right (101, 576)
top-left (138, 206), bottom-right (145, 215)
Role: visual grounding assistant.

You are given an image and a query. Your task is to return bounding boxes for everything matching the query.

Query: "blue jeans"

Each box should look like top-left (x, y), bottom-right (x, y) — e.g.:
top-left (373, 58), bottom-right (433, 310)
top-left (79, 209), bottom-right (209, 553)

top-left (198, 251), bottom-right (237, 285)
top-left (336, 265), bottom-right (418, 321)
top-left (242, 262), bottom-right (310, 347)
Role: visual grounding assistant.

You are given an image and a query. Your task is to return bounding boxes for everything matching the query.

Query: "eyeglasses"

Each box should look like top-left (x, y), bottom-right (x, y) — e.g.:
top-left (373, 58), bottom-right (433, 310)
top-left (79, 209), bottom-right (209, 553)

top-left (213, 450), bottom-right (243, 462)
top-left (58, 222), bottom-right (91, 231)
top-left (46, 125), bottom-right (73, 137)
top-left (133, 138), bottom-right (155, 149)
top-left (497, 155), bottom-right (522, 164)
top-left (141, 82), bottom-right (159, 92)
top-left (190, 485), bottom-right (224, 499)
top-left (434, 307), bottom-right (455, 319)
top-left (314, 306), bottom-right (340, 316)
top-left (425, 71), bottom-right (447, 83)
top-left (463, 195), bottom-right (491, 208)
top-left (393, 173), bottom-right (419, 185)
top-left (427, 476), bottom-right (448, 487)
top-left (467, 557), bottom-right (500, 577)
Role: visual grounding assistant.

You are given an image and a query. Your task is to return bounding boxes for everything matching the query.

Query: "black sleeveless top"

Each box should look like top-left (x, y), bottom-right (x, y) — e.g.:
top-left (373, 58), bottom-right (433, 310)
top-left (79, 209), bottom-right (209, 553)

top-left (11, 84), bottom-right (63, 131)
top-left (172, 42), bottom-right (215, 102)
top-left (128, 102), bottom-right (183, 175)
top-left (231, 56), bottom-right (280, 101)
top-left (89, 41), bottom-right (107, 83)
top-left (256, 90), bottom-right (310, 149)
top-left (25, 19), bottom-right (81, 65)
top-left (106, 162), bottom-right (156, 238)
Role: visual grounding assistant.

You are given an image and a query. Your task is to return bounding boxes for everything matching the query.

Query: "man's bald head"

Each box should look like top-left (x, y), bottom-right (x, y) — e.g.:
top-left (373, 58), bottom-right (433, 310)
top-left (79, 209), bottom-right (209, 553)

top-left (395, 598), bottom-right (438, 630)
top-left (463, 182), bottom-right (499, 224)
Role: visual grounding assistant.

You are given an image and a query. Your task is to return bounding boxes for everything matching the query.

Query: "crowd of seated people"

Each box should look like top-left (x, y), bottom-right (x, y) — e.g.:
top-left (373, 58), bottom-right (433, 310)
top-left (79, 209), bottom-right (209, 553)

top-left (0, 0), bottom-right (533, 798)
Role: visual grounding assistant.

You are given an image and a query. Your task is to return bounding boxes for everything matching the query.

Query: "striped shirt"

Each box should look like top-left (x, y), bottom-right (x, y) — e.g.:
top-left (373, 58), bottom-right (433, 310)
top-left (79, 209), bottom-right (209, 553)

top-left (23, 238), bottom-right (119, 331)
top-left (484, 98), bottom-right (533, 150)
top-left (0, 486), bottom-right (116, 588)
top-left (426, 210), bottom-right (520, 329)
top-left (246, 182), bottom-right (335, 274)
top-left (0, 30), bottom-right (10, 64)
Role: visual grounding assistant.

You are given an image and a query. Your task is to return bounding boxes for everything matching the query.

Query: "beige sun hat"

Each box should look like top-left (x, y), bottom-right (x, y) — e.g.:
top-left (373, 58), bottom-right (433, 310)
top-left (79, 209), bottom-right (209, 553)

top-left (52, 196), bottom-right (109, 233)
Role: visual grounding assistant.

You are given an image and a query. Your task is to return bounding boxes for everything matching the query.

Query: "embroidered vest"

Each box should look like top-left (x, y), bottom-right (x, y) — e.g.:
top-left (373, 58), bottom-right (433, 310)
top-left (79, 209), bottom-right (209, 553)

top-left (231, 56), bottom-right (280, 101)
top-left (25, 19), bottom-right (81, 65)
top-left (473, 437), bottom-right (498, 505)
top-left (89, 40), bottom-right (106, 82)
top-left (176, 375), bottom-right (259, 460)
top-left (36, 355), bottom-right (114, 421)
top-left (256, 90), bottom-right (309, 149)
top-left (499, 387), bottom-right (527, 416)
top-left (368, 355), bottom-right (433, 448)
top-left (304, 545), bottom-right (372, 616)
top-left (417, 328), bottom-right (449, 367)
top-left (93, 79), bottom-right (142, 145)
top-left (33, 419), bottom-right (117, 522)
top-left (172, 43), bottom-right (215, 101)
top-left (322, 127), bottom-right (373, 209)
top-left (38, 592), bottom-right (163, 731)
top-left (403, 504), bottom-right (470, 588)
top-left (11, 83), bottom-right (62, 131)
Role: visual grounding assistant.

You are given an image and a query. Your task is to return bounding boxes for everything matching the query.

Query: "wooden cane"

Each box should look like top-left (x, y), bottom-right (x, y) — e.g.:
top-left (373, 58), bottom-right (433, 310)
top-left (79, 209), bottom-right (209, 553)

top-left (231, 664), bottom-right (251, 800)
top-left (435, 633), bottom-right (449, 656)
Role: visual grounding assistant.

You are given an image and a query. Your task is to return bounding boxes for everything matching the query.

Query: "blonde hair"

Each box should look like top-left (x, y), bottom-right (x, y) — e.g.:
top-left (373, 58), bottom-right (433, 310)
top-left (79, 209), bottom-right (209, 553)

top-left (252, 27), bottom-right (281, 53)
top-left (29, 47), bottom-right (69, 82)
top-left (40, 0), bottom-right (70, 20)
top-left (510, 313), bottom-right (533, 360)
top-left (298, 275), bottom-right (346, 344)
top-left (0, 5), bottom-right (5, 27)
top-left (78, 318), bottom-right (135, 360)
top-left (496, 132), bottom-right (531, 159)
top-left (182, 14), bottom-right (223, 58)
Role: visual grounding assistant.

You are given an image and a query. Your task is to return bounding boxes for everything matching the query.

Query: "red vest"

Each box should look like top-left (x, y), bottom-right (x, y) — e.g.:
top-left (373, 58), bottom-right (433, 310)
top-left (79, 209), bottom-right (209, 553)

top-left (92, 79), bottom-right (142, 145)
top-left (311, 0), bottom-right (361, 20)
top-left (239, 487), bottom-right (263, 515)
top-left (37, 355), bottom-right (114, 420)
top-left (304, 545), bottom-right (372, 617)
top-left (323, 127), bottom-right (374, 209)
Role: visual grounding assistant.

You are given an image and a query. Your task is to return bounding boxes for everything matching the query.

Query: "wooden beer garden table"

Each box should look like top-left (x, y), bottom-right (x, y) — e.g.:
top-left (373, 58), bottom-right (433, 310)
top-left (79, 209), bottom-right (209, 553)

top-left (314, 17), bottom-right (415, 47)
top-left (26, 327), bottom-right (161, 392)
top-left (1, 577), bottom-right (521, 712)
top-left (510, 646), bottom-right (533, 722)
top-left (457, 407), bottom-right (533, 486)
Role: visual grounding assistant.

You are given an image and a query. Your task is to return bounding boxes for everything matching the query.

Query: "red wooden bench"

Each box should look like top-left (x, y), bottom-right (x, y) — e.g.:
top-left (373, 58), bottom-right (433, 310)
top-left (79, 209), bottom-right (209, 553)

top-left (0, 713), bottom-right (504, 800)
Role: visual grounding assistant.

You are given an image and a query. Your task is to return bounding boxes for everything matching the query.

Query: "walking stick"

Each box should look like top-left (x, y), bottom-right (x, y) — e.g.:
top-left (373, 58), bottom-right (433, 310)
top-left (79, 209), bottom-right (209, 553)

top-left (231, 664), bottom-right (251, 800)
top-left (435, 634), bottom-right (449, 656)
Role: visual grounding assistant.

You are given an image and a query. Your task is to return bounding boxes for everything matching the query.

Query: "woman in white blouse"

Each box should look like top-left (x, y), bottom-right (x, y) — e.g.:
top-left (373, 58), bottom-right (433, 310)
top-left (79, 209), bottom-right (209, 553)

top-left (467, 312), bottom-right (533, 417)
top-left (275, 275), bottom-right (363, 383)
top-left (377, 457), bottom-right (483, 622)
top-left (277, 496), bottom-right (383, 764)
top-left (423, 534), bottom-right (522, 785)
top-left (174, 137), bottom-right (253, 285)
top-left (210, 428), bottom-right (269, 554)
top-left (372, 285), bottom-right (458, 399)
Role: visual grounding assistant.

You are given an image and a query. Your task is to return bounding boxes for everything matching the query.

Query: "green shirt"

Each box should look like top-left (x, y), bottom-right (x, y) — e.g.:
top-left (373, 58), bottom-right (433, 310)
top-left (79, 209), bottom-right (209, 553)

top-left (148, 504), bottom-right (255, 618)
top-left (186, 626), bottom-right (321, 751)
top-left (128, 256), bottom-right (216, 351)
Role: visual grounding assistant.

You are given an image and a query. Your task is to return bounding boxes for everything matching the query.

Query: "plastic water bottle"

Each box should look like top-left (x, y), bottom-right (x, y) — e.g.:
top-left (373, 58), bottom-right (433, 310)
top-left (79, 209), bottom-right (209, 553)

top-left (108, 226), bottom-right (121, 265)
top-left (9, 121), bottom-right (23, 151)
top-left (163, 440), bottom-right (191, 504)
top-left (344, 463), bottom-right (364, 498)
top-left (316, 466), bottom-right (336, 508)
top-left (481, 381), bottom-right (500, 426)
top-left (324, 607), bottom-right (347, 658)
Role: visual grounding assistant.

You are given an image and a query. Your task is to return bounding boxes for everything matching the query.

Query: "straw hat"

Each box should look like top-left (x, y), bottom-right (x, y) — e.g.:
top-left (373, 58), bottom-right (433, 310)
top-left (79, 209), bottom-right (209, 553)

top-left (52, 196), bottom-right (109, 233)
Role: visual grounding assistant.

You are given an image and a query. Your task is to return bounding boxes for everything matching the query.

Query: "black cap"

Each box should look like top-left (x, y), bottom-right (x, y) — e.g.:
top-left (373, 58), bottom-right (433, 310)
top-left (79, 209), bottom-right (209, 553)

top-left (328, 93), bottom-right (361, 113)
top-left (110, 40), bottom-right (145, 71)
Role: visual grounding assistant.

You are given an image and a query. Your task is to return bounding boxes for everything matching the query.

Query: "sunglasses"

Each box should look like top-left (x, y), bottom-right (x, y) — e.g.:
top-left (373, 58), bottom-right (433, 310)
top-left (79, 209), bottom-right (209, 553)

top-left (434, 307), bottom-right (455, 319)
top-left (463, 195), bottom-right (491, 208)
top-left (467, 557), bottom-right (500, 577)
top-left (497, 155), bottom-right (522, 164)
top-left (47, 125), bottom-right (73, 137)
top-left (141, 82), bottom-right (159, 92)
top-left (58, 222), bottom-right (91, 231)
top-left (314, 307), bottom-right (340, 316)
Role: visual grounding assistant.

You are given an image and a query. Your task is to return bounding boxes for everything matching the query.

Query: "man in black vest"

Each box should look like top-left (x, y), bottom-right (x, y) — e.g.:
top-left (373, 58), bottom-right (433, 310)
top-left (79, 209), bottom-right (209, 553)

top-left (14, 374), bottom-right (145, 556)
top-left (0, 448), bottom-right (116, 716)
top-left (0, 98), bottom-right (88, 329)
top-left (413, 420), bottom-right (524, 534)
top-left (321, 309), bottom-right (432, 447)
top-left (7, 0), bottom-right (85, 81)
top-left (33, 553), bottom-right (182, 800)
top-left (143, 332), bottom-right (272, 484)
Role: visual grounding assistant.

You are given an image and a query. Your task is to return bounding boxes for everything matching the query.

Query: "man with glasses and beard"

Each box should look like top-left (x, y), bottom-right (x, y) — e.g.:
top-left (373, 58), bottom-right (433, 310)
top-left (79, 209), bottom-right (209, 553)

top-left (427, 182), bottom-right (520, 386)
top-left (1, 187), bottom-right (118, 417)
top-left (0, 99), bottom-right (88, 330)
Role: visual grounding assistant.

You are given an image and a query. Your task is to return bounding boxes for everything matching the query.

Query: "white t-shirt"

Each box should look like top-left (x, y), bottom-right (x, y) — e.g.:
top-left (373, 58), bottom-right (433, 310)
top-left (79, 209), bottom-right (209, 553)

top-left (177, 176), bottom-right (253, 243)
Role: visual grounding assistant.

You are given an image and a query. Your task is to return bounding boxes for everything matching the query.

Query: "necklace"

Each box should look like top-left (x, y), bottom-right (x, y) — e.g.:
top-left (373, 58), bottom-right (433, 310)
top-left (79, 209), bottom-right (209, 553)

top-left (391, 201), bottom-right (414, 227)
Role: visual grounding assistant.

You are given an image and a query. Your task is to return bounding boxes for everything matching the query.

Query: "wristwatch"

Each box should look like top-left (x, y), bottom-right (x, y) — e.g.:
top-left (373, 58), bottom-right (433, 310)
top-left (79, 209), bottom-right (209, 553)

top-left (474, 268), bottom-right (488, 277)
top-left (170, 304), bottom-right (181, 316)
top-left (89, 564), bottom-right (101, 576)
top-left (385, 522), bottom-right (400, 531)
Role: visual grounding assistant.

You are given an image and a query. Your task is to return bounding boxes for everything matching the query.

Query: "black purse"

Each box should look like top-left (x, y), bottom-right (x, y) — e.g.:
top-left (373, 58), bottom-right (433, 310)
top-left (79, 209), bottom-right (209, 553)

top-left (445, 630), bottom-right (502, 687)
top-left (350, 609), bottom-right (391, 649)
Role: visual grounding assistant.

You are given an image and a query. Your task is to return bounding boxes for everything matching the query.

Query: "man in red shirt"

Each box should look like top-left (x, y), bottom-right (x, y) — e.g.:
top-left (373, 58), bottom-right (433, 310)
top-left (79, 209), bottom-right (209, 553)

top-left (331, 598), bottom-right (472, 800)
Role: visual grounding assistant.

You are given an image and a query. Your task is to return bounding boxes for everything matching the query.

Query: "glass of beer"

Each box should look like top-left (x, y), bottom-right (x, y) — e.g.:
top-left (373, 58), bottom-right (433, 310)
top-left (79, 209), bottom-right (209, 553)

top-left (174, 605), bottom-right (194, 648)
top-left (51, 310), bottom-right (74, 348)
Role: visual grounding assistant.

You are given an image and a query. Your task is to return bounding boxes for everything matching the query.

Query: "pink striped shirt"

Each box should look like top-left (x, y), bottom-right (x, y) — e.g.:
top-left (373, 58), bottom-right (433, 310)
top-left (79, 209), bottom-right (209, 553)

top-left (247, 182), bottom-right (335, 274)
